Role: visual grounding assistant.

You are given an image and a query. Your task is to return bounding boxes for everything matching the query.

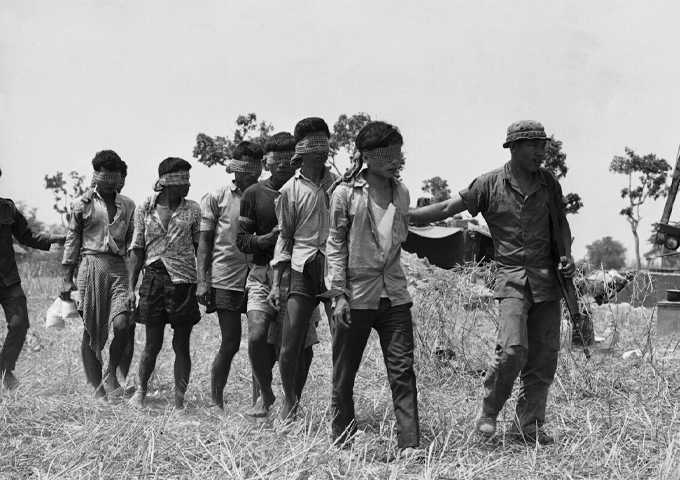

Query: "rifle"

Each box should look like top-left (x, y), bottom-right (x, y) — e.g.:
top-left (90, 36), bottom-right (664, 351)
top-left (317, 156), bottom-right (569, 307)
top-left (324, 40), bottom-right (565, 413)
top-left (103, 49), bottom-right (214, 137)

top-left (545, 176), bottom-right (592, 358)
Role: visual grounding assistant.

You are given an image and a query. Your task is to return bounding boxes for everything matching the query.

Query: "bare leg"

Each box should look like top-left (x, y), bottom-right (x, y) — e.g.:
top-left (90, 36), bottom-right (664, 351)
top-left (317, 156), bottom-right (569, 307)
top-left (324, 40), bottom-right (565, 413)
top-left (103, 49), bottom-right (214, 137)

top-left (209, 310), bottom-right (240, 409)
top-left (129, 325), bottom-right (164, 409)
top-left (278, 294), bottom-right (314, 422)
top-left (118, 322), bottom-right (136, 385)
top-left (295, 345), bottom-right (314, 400)
top-left (248, 310), bottom-right (275, 416)
top-left (104, 313), bottom-right (129, 393)
top-left (81, 330), bottom-right (106, 400)
top-left (173, 324), bottom-right (194, 409)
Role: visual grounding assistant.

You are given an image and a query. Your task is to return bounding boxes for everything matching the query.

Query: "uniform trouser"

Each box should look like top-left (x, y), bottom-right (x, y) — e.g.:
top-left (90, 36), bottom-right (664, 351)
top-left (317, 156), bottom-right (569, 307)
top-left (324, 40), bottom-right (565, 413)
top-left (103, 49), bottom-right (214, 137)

top-left (331, 299), bottom-right (419, 449)
top-left (482, 285), bottom-right (561, 433)
top-left (0, 283), bottom-right (29, 375)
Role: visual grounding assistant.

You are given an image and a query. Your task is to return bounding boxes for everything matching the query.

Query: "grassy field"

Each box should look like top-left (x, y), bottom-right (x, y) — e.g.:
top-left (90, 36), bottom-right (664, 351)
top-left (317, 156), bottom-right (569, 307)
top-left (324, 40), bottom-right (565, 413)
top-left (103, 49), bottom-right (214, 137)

top-left (1, 255), bottom-right (679, 479)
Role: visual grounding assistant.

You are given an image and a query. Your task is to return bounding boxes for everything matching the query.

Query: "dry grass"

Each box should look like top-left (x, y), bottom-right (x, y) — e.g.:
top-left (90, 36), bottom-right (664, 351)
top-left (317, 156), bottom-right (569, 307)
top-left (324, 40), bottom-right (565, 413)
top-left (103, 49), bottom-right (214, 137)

top-left (0, 254), bottom-right (679, 479)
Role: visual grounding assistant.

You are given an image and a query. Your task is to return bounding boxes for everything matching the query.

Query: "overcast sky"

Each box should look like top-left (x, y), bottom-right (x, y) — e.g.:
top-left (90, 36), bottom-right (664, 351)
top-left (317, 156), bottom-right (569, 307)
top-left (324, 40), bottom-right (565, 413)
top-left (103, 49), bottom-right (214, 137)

top-left (2, 1), bottom-right (680, 264)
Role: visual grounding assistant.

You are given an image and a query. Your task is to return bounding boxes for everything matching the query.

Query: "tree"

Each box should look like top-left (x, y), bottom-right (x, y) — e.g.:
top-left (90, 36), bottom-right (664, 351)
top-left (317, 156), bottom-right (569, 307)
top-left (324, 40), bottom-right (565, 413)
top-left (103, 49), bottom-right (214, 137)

top-left (44, 171), bottom-right (86, 226)
top-left (610, 147), bottom-right (671, 270)
top-left (421, 176), bottom-right (451, 202)
top-left (328, 113), bottom-right (372, 175)
top-left (586, 236), bottom-right (627, 270)
top-left (193, 113), bottom-right (274, 168)
top-left (543, 136), bottom-right (583, 215)
top-left (194, 112), bottom-right (374, 175)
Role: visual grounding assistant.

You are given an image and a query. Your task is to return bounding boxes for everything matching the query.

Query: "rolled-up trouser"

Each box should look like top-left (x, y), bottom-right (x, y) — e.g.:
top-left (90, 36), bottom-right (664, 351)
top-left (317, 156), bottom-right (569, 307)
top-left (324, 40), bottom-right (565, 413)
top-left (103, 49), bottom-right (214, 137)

top-left (331, 299), bottom-right (419, 449)
top-left (482, 284), bottom-right (561, 433)
top-left (0, 283), bottom-right (29, 375)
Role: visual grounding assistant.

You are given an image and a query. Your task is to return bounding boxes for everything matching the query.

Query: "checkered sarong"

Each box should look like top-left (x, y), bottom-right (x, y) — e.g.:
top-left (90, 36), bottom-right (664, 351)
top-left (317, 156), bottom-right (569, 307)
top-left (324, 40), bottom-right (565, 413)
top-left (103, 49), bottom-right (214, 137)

top-left (77, 254), bottom-right (129, 362)
top-left (153, 171), bottom-right (191, 192)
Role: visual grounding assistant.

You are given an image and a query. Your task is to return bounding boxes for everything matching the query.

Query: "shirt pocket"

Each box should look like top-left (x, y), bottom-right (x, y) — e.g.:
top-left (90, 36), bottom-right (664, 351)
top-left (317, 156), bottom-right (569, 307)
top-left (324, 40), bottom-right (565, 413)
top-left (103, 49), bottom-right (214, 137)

top-left (0, 210), bottom-right (15, 244)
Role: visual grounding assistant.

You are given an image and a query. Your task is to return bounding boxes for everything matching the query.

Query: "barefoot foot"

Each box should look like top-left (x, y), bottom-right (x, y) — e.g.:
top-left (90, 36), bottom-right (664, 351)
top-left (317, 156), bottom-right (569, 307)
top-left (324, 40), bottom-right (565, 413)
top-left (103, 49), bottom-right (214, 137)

top-left (129, 390), bottom-right (146, 409)
top-left (277, 398), bottom-right (298, 423)
top-left (248, 394), bottom-right (276, 418)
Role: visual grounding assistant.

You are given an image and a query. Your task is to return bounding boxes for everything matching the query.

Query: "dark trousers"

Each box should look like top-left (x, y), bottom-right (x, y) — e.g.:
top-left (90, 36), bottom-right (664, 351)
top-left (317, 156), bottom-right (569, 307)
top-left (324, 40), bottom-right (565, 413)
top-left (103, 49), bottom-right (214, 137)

top-left (0, 283), bottom-right (29, 374)
top-left (482, 285), bottom-right (561, 433)
top-left (331, 299), bottom-right (419, 449)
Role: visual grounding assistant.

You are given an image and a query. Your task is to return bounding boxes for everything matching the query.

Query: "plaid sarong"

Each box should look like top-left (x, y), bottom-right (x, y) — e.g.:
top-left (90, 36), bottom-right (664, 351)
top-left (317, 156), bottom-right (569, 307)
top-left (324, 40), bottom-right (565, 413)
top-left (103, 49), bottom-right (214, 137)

top-left (291, 135), bottom-right (330, 166)
top-left (77, 254), bottom-right (129, 362)
top-left (225, 159), bottom-right (263, 175)
top-left (153, 171), bottom-right (191, 192)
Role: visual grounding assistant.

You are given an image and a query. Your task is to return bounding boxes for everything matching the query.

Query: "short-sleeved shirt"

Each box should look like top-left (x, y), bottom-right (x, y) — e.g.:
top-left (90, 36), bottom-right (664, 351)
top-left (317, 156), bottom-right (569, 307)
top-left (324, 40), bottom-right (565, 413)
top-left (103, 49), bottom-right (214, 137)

top-left (0, 198), bottom-right (52, 286)
top-left (63, 187), bottom-right (136, 265)
top-left (459, 162), bottom-right (565, 302)
top-left (200, 182), bottom-right (250, 291)
top-left (130, 193), bottom-right (201, 284)
top-left (272, 168), bottom-right (338, 272)
top-left (237, 178), bottom-right (280, 266)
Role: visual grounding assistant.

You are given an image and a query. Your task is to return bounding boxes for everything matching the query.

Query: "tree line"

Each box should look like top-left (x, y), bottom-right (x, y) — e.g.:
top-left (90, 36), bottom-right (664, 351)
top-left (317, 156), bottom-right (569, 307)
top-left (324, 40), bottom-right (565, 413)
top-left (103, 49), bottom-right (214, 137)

top-left (37, 112), bottom-right (675, 271)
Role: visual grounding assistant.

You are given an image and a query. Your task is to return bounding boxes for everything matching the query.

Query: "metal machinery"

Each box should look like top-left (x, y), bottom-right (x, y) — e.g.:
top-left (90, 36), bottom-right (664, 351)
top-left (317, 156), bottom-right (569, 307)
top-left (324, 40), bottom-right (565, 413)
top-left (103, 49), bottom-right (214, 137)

top-left (655, 145), bottom-right (680, 250)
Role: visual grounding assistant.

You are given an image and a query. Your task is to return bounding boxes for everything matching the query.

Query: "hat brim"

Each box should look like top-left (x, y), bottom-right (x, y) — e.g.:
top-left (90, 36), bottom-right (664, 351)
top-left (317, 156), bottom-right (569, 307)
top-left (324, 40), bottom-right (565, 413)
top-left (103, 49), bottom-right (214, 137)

top-left (503, 135), bottom-right (549, 148)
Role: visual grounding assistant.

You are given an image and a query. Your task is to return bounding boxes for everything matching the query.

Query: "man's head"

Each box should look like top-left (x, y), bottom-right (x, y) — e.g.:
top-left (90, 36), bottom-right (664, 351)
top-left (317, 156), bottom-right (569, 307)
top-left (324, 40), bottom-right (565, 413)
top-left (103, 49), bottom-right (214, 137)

top-left (503, 120), bottom-right (548, 173)
top-left (292, 117), bottom-right (330, 168)
top-left (155, 157), bottom-right (192, 198)
top-left (92, 150), bottom-right (124, 195)
top-left (356, 121), bottom-right (404, 180)
top-left (264, 132), bottom-right (297, 187)
top-left (227, 141), bottom-right (263, 192)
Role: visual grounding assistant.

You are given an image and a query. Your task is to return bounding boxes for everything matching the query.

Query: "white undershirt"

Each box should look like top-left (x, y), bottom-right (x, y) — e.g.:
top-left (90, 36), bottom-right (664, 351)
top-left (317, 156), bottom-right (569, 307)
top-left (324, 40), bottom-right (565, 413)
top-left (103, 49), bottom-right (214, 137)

top-left (369, 200), bottom-right (396, 297)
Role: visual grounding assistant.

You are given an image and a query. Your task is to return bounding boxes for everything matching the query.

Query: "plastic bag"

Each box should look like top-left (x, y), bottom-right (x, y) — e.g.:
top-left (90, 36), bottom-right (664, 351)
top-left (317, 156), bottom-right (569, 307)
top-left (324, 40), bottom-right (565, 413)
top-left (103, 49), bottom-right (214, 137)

top-left (46, 298), bottom-right (65, 328)
top-left (61, 299), bottom-right (80, 321)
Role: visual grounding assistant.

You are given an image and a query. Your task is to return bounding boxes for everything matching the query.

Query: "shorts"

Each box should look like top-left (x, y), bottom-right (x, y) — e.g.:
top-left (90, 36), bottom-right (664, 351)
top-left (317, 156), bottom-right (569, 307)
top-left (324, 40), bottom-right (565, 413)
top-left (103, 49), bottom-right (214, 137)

top-left (289, 252), bottom-right (328, 304)
top-left (212, 288), bottom-right (246, 314)
top-left (246, 264), bottom-right (290, 316)
top-left (138, 260), bottom-right (201, 329)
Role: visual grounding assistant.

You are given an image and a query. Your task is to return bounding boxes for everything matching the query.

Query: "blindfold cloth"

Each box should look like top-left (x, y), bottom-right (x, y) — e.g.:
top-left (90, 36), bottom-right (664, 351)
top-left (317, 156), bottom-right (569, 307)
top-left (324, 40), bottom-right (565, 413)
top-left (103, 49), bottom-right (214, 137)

top-left (291, 135), bottom-right (330, 167)
top-left (265, 151), bottom-right (295, 166)
top-left (225, 159), bottom-right (263, 175)
top-left (92, 171), bottom-right (122, 187)
top-left (153, 170), bottom-right (191, 192)
top-left (361, 145), bottom-right (404, 165)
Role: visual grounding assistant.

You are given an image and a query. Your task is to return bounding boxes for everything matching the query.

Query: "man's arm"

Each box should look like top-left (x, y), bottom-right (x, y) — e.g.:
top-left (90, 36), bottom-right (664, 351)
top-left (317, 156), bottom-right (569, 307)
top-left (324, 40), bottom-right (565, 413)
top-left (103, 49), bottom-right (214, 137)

top-left (196, 230), bottom-right (214, 305)
top-left (267, 192), bottom-right (294, 310)
top-left (325, 187), bottom-right (352, 329)
top-left (408, 194), bottom-right (467, 224)
top-left (60, 201), bottom-right (83, 300)
top-left (235, 190), bottom-right (279, 254)
top-left (557, 209), bottom-right (575, 278)
top-left (11, 202), bottom-right (58, 250)
top-left (126, 248), bottom-right (145, 311)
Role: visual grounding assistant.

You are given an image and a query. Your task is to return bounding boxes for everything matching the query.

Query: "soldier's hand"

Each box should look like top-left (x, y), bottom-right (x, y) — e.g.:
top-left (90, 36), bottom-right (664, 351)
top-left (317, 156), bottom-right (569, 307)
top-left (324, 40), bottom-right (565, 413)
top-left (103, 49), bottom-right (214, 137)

top-left (50, 234), bottom-right (66, 245)
top-left (559, 256), bottom-right (576, 278)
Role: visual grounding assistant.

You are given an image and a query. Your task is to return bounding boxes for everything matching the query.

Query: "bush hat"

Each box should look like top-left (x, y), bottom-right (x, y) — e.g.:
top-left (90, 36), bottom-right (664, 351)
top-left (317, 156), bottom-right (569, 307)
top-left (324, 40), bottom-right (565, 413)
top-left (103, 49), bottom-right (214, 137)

top-left (503, 120), bottom-right (549, 148)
